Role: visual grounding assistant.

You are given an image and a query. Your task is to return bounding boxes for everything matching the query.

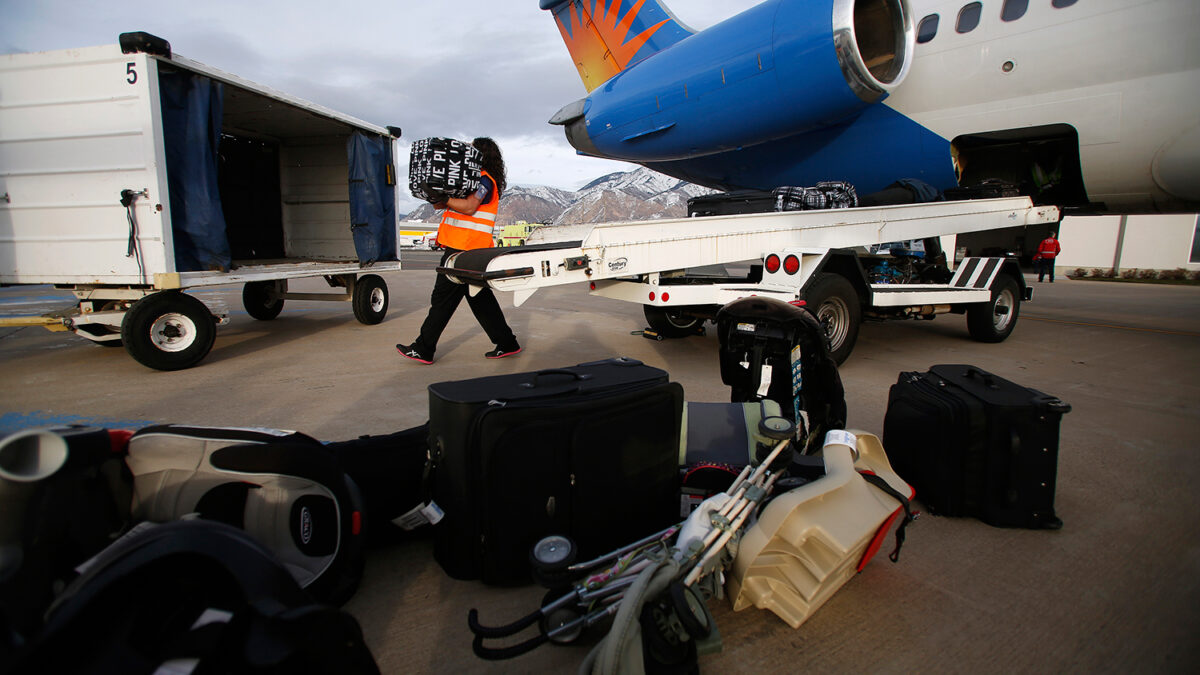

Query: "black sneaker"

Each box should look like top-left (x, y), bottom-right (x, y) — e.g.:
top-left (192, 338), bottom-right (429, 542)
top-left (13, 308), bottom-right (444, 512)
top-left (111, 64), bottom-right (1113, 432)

top-left (485, 345), bottom-right (522, 359)
top-left (396, 343), bottom-right (433, 364)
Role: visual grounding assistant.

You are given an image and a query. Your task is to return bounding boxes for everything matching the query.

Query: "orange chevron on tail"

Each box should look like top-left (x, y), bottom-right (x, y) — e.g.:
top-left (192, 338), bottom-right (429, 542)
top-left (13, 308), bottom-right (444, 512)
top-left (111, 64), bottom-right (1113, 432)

top-left (544, 0), bottom-right (694, 92)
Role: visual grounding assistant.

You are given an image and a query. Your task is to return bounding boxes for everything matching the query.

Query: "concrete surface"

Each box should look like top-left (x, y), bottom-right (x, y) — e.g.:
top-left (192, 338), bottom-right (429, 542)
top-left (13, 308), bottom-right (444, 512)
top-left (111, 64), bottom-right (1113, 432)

top-left (2, 258), bottom-right (1199, 673)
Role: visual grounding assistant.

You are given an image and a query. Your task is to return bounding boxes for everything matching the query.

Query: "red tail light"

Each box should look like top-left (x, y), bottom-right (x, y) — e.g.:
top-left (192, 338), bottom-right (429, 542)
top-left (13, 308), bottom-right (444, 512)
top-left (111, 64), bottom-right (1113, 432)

top-left (765, 254), bottom-right (781, 273)
top-left (784, 255), bottom-right (800, 275)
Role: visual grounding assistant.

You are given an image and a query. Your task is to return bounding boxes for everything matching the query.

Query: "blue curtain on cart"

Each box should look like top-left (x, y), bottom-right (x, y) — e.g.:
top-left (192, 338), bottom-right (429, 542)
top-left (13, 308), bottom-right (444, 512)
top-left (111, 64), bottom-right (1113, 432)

top-left (347, 131), bottom-right (397, 264)
top-left (158, 68), bottom-right (231, 272)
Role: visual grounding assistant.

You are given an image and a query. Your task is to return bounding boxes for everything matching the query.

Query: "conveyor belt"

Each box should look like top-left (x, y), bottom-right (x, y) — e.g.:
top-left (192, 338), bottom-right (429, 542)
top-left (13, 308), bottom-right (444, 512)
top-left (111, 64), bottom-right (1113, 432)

top-left (437, 241), bottom-right (582, 283)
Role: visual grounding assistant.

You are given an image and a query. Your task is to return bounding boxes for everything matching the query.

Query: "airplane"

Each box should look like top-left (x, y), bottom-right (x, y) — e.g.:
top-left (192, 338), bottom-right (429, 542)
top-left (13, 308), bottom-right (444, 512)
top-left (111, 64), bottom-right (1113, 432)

top-left (541, 0), bottom-right (1200, 214)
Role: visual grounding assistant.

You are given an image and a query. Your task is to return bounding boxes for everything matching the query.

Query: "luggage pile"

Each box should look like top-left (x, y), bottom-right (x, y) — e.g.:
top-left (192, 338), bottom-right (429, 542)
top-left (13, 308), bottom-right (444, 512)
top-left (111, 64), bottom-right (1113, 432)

top-left (0, 293), bottom-right (1072, 673)
top-left (686, 180), bottom-right (858, 217)
top-left (408, 136), bottom-right (483, 203)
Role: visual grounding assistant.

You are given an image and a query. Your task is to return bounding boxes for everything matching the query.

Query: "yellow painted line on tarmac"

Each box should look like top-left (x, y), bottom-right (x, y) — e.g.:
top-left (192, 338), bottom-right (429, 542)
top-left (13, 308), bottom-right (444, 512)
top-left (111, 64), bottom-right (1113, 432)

top-left (1022, 315), bottom-right (1200, 337)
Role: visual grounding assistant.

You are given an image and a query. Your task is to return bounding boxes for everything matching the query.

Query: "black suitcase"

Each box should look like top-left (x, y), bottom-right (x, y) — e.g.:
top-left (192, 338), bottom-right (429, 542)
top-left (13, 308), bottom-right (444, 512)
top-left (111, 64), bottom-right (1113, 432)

top-left (427, 357), bottom-right (684, 585)
top-left (882, 365), bottom-right (1071, 529)
top-left (943, 178), bottom-right (1021, 201)
top-left (687, 189), bottom-right (775, 217)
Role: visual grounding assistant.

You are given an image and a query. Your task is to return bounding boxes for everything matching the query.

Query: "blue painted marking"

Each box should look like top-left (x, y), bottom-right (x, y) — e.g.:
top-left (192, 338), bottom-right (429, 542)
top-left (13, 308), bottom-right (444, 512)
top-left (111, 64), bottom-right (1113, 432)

top-left (0, 411), bottom-right (157, 436)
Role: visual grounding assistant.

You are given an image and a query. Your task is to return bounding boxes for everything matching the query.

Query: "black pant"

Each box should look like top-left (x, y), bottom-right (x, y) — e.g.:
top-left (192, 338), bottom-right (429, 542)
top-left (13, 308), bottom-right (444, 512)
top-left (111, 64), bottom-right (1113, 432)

top-left (1037, 257), bottom-right (1055, 282)
top-left (413, 248), bottom-right (517, 357)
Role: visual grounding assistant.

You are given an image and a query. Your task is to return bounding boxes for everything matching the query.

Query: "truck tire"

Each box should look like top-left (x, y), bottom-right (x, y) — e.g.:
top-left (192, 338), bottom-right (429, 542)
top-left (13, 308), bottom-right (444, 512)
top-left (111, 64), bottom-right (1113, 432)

top-left (967, 274), bottom-right (1020, 342)
top-left (121, 291), bottom-right (217, 371)
top-left (805, 273), bottom-right (861, 365)
top-left (352, 274), bottom-right (388, 325)
top-left (643, 305), bottom-right (703, 338)
top-left (242, 280), bottom-right (284, 321)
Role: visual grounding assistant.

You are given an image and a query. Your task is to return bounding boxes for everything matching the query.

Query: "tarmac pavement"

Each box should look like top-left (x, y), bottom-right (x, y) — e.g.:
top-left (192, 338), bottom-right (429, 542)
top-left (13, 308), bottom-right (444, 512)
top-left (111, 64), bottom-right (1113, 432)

top-left (1, 261), bottom-right (1199, 673)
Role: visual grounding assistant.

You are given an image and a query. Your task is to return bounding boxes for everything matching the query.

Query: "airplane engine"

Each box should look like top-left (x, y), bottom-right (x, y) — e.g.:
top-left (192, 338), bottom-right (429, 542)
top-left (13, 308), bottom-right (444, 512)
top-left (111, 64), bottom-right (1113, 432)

top-left (551, 0), bottom-right (914, 163)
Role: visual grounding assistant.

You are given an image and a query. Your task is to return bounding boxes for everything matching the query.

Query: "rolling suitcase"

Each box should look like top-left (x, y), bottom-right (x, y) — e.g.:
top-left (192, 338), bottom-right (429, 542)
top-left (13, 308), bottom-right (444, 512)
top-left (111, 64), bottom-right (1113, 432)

top-left (428, 357), bottom-right (684, 585)
top-left (882, 365), bottom-right (1071, 529)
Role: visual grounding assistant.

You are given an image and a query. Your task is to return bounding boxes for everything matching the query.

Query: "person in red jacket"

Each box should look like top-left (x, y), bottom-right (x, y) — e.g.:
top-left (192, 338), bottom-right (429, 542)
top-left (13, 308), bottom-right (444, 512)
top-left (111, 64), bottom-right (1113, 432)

top-left (1035, 231), bottom-right (1062, 283)
top-left (397, 137), bottom-right (520, 364)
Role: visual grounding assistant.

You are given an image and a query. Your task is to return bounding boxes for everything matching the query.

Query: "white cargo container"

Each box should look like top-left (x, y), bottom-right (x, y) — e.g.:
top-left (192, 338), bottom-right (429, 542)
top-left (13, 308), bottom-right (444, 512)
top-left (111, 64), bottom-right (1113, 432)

top-left (0, 33), bottom-right (402, 370)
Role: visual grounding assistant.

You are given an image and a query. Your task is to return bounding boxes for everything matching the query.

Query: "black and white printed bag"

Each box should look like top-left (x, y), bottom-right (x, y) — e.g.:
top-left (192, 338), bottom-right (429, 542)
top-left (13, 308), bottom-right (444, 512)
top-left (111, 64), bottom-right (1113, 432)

top-left (124, 424), bottom-right (366, 605)
top-left (408, 137), bottom-right (483, 202)
top-left (773, 181), bottom-right (858, 211)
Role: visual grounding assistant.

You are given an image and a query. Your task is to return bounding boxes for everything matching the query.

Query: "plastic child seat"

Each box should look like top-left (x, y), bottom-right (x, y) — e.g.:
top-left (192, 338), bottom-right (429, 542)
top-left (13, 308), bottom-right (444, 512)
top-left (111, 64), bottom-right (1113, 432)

top-left (725, 430), bottom-right (912, 628)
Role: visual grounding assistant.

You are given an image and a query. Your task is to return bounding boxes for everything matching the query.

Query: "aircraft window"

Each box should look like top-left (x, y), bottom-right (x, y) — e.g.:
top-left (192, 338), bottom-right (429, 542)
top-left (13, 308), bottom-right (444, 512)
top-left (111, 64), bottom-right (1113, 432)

top-left (1052, 0), bottom-right (1078, 7)
top-left (957, 2), bottom-right (983, 33)
top-left (917, 15), bottom-right (939, 43)
top-left (1001, 0), bottom-right (1028, 21)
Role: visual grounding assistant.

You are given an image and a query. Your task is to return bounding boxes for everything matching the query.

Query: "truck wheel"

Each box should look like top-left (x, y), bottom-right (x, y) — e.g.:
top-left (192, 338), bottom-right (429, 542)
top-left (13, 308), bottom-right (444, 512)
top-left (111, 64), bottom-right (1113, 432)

top-left (352, 274), bottom-right (388, 325)
top-left (242, 280), bottom-right (284, 320)
top-left (121, 291), bottom-right (216, 371)
top-left (643, 305), bottom-right (702, 338)
top-left (805, 273), bottom-right (861, 365)
top-left (968, 274), bottom-right (1020, 342)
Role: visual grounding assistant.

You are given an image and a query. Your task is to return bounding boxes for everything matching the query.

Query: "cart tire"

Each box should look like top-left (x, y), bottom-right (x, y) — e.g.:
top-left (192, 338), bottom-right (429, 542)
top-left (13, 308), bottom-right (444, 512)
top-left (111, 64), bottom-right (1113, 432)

top-left (352, 274), bottom-right (388, 325)
top-left (967, 274), bottom-right (1020, 343)
top-left (643, 305), bottom-right (702, 338)
top-left (242, 280), bottom-right (284, 321)
top-left (121, 291), bottom-right (216, 371)
top-left (804, 273), bottom-right (861, 365)
top-left (669, 582), bottom-right (713, 639)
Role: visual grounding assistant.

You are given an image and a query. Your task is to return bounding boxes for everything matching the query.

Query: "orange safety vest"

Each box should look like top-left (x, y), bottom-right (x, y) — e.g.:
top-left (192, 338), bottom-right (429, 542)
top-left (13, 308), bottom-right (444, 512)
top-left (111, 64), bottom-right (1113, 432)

top-left (436, 170), bottom-right (499, 251)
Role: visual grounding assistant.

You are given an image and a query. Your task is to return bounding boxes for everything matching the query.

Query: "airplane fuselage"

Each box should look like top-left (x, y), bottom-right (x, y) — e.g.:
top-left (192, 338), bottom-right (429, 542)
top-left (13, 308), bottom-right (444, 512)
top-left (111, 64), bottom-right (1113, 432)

top-left (547, 0), bottom-right (1200, 213)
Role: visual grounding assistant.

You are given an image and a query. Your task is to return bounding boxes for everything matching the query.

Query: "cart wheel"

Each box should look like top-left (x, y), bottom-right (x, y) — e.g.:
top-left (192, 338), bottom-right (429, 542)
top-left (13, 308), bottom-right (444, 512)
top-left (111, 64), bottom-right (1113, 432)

top-left (121, 291), bottom-right (216, 371)
top-left (539, 605), bottom-right (584, 645)
top-left (669, 582), bottom-right (713, 639)
top-left (967, 273), bottom-right (1020, 343)
top-left (804, 273), bottom-right (861, 365)
top-left (242, 280), bottom-right (284, 320)
top-left (643, 305), bottom-right (703, 338)
top-left (352, 274), bottom-right (388, 325)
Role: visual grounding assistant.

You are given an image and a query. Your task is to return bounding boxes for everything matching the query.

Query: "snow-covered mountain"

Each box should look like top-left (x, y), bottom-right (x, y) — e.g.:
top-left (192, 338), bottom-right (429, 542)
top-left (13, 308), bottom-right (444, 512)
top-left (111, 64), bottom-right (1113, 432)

top-left (402, 167), bottom-right (714, 225)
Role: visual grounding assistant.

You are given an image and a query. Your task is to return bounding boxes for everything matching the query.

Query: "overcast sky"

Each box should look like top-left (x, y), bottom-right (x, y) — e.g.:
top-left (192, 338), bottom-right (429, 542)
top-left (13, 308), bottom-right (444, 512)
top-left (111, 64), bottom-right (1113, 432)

top-left (2, 0), bottom-right (762, 212)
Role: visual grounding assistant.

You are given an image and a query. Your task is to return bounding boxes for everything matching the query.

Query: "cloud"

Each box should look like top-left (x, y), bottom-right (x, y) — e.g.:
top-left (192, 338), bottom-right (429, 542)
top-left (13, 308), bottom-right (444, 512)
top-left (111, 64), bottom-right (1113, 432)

top-left (2, 0), bottom-right (761, 195)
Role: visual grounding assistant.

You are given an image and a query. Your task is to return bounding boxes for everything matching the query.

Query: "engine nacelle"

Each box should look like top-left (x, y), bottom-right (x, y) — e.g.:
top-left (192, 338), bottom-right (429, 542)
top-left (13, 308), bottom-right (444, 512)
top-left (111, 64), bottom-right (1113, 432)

top-left (551, 0), bottom-right (914, 162)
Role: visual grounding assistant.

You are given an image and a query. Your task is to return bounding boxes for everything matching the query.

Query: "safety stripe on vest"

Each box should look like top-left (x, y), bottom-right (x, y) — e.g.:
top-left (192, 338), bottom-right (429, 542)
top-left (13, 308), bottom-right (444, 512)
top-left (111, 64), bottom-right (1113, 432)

top-left (443, 217), bottom-right (494, 235)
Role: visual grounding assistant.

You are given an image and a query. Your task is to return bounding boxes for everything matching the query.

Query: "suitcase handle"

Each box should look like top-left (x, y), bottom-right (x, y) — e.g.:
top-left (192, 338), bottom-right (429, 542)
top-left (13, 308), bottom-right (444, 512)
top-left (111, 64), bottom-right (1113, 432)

top-left (520, 369), bottom-right (593, 390)
top-left (962, 367), bottom-right (999, 388)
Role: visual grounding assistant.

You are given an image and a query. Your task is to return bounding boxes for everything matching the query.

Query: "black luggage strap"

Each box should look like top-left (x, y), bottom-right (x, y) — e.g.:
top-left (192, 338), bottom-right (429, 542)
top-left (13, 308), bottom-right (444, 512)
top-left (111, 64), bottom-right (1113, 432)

top-left (858, 471), bottom-right (916, 563)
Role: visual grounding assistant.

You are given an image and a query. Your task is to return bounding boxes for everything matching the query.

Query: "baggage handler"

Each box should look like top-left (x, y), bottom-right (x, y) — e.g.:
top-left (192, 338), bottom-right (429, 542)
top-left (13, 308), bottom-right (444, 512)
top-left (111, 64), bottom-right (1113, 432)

top-left (1035, 231), bottom-right (1062, 283)
top-left (397, 137), bottom-right (521, 364)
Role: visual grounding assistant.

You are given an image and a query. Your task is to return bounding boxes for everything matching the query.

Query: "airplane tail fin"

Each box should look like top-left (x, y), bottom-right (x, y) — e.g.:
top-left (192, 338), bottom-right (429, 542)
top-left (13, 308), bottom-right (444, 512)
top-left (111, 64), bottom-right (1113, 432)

top-left (541, 0), bottom-right (695, 92)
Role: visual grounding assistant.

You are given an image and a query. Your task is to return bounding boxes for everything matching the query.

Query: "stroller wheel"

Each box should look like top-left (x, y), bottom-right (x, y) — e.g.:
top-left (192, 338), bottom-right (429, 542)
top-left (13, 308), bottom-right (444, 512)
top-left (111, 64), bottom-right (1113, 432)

top-left (669, 582), bottom-right (713, 639)
top-left (540, 605), bottom-right (584, 644)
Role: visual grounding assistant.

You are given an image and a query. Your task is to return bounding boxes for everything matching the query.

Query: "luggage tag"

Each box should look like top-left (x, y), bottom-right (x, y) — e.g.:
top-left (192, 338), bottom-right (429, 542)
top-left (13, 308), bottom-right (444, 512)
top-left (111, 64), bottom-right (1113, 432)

top-left (392, 500), bottom-right (444, 531)
top-left (757, 363), bottom-right (773, 397)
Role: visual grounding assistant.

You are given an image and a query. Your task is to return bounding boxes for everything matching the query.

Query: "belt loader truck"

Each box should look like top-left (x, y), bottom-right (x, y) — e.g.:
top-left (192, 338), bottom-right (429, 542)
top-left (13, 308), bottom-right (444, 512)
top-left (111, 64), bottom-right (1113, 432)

top-left (440, 197), bottom-right (1061, 363)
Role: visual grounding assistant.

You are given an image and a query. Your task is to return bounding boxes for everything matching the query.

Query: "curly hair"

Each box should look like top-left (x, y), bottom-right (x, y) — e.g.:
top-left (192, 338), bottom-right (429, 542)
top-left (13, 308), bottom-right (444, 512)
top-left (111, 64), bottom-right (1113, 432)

top-left (472, 137), bottom-right (506, 196)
